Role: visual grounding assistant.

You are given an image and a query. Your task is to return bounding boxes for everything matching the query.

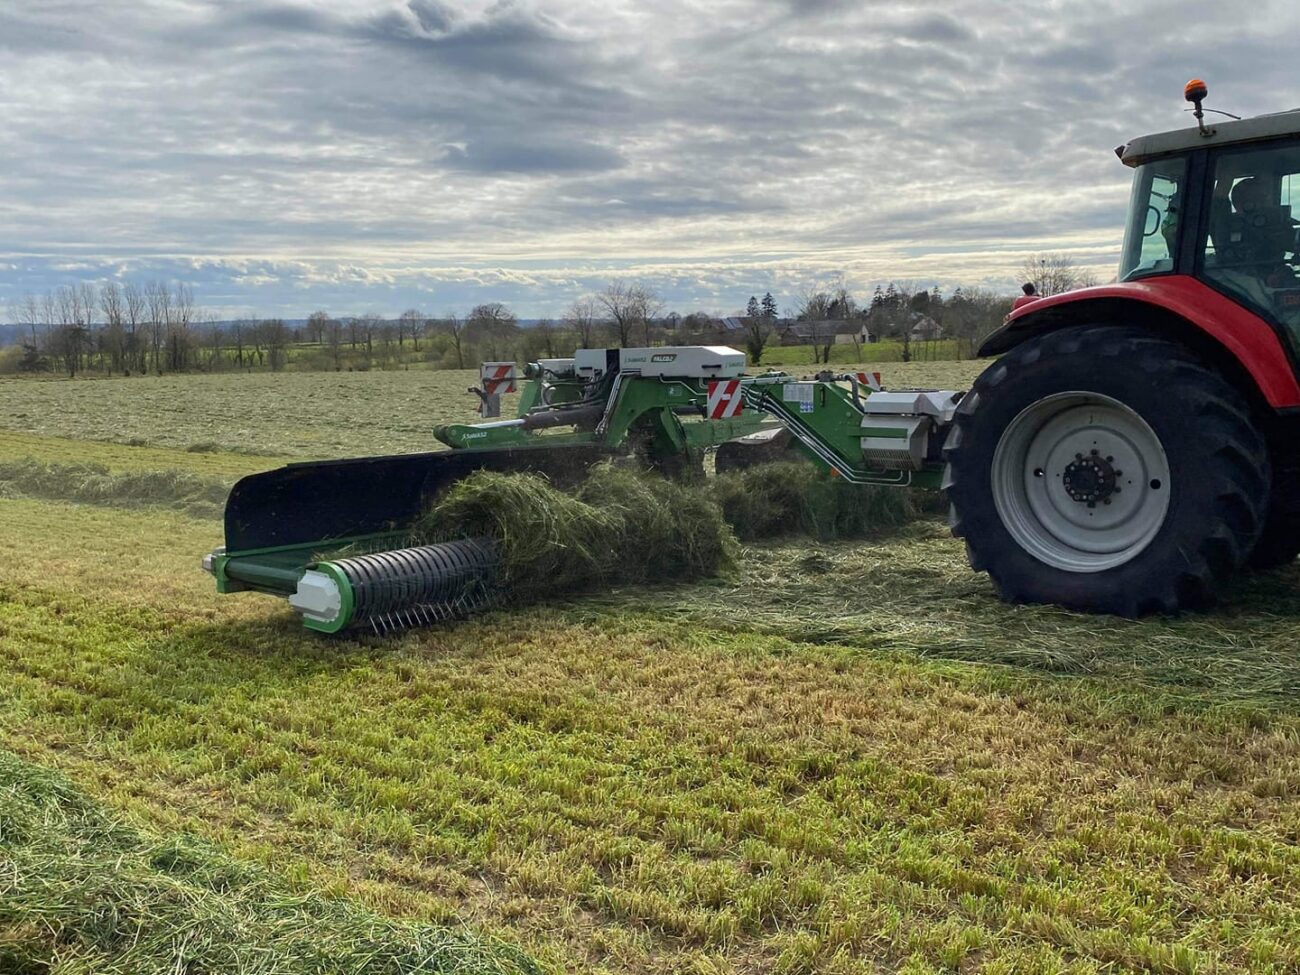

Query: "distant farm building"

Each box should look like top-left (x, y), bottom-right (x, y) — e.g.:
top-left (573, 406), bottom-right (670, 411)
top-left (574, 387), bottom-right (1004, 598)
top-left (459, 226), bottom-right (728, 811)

top-left (777, 320), bottom-right (875, 346)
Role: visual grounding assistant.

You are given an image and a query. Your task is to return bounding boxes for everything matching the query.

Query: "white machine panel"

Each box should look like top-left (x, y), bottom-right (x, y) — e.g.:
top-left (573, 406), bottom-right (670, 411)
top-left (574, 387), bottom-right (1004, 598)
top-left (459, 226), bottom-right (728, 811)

top-left (574, 349), bottom-right (609, 379)
top-left (860, 390), bottom-right (962, 422)
top-left (574, 346), bottom-right (746, 380)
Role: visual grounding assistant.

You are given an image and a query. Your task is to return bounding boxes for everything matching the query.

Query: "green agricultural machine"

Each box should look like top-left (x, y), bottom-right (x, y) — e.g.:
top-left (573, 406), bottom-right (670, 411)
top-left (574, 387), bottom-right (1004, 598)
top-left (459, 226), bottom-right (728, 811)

top-left (208, 80), bottom-right (1300, 628)
top-left (205, 347), bottom-right (961, 632)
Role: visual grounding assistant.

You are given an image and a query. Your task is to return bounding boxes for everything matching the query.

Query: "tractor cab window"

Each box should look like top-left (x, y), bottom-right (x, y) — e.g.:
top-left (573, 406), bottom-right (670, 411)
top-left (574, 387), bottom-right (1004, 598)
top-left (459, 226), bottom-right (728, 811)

top-left (1119, 157), bottom-right (1186, 281)
top-left (1200, 142), bottom-right (1300, 345)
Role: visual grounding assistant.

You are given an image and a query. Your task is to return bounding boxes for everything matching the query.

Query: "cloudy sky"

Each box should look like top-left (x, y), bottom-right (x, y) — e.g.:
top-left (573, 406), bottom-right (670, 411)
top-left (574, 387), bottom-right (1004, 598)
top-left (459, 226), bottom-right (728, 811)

top-left (2, 0), bottom-right (1298, 320)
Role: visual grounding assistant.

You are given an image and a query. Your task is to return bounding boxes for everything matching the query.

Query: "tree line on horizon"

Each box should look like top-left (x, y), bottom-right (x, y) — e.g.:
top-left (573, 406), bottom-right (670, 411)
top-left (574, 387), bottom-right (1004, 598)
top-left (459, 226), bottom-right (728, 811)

top-left (2, 256), bottom-right (1094, 377)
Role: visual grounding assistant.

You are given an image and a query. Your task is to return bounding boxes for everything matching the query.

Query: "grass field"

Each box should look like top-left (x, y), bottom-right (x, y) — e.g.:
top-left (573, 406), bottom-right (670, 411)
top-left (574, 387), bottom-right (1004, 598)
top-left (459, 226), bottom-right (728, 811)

top-left (757, 340), bottom-right (962, 367)
top-left (2, 363), bottom-right (1299, 974)
top-left (0, 361), bottom-right (982, 458)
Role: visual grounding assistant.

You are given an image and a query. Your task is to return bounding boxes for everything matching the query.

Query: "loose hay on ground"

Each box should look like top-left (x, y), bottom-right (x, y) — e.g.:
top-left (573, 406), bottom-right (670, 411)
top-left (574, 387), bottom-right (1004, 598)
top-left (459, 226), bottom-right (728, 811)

top-left (0, 750), bottom-right (539, 975)
top-left (709, 461), bottom-right (916, 541)
top-left (415, 460), bottom-right (923, 603)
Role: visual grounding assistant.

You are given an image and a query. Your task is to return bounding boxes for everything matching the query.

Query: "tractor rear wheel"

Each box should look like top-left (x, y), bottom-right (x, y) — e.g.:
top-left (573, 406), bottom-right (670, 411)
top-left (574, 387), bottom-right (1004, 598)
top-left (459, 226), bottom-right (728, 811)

top-left (1248, 459), bottom-right (1300, 569)
top-left (944, 325), bottom-right (1269, 616)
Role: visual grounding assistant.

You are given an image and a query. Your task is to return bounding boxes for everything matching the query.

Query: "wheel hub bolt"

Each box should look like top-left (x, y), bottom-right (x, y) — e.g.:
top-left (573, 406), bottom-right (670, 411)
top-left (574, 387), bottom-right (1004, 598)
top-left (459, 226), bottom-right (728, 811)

top-left (1062, 451), bottom-right (1121, 507)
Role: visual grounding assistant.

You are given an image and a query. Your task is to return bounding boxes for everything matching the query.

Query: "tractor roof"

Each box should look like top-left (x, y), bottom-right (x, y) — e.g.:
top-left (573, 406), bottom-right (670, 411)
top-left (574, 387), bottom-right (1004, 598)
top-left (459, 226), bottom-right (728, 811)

top-left (1118, 108), bottom-right (1300, 167)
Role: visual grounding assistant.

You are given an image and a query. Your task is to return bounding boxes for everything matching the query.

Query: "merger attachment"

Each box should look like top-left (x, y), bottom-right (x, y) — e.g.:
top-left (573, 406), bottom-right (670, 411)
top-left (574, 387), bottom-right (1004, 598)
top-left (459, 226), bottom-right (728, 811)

top-left (206, 346), bottom-right (962, 631)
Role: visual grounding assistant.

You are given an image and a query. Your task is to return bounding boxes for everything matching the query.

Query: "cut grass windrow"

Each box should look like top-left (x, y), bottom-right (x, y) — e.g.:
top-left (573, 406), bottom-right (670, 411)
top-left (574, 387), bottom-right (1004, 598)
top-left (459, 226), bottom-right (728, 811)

top-left (0, 749), bottom-right (540, 975)
top-left (0, 459), bottom-right (233, 518)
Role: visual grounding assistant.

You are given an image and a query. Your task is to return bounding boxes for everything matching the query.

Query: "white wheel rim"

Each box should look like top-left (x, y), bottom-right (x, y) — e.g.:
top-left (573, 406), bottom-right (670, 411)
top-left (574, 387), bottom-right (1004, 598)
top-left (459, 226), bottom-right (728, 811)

top-left (991, 392), bottom-right (1171, 573)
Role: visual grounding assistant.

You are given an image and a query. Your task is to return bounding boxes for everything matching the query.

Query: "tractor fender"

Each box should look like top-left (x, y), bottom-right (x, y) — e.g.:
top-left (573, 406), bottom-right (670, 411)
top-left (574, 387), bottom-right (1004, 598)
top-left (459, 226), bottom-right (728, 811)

top-left (978, 276), bottom-right (1300, 409)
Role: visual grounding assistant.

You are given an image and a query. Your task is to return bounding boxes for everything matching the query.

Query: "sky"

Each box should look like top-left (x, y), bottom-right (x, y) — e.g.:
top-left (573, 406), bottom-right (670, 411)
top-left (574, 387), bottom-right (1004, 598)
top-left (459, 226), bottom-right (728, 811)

top-left (2, 0), bottom-right (1299, 321)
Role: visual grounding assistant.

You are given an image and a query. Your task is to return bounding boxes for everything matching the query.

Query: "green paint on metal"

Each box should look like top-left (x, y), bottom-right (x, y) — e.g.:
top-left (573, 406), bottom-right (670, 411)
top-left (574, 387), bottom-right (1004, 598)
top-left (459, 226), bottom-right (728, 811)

top-left (680, 414), bottom-right (771, 448)
top-left (516, 378), bottom-right (542, 414)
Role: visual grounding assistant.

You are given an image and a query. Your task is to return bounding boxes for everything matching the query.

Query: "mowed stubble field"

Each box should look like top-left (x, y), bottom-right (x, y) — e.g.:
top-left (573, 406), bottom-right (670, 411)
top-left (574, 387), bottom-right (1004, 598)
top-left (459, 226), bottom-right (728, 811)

top-left (2, 362), bottom-right (1300, 975)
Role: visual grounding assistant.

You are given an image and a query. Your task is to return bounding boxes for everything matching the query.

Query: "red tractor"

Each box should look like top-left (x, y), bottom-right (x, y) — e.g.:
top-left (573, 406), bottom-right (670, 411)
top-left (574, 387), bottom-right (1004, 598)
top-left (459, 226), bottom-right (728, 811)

top-left (946, 80), bottom-right (1300, 615)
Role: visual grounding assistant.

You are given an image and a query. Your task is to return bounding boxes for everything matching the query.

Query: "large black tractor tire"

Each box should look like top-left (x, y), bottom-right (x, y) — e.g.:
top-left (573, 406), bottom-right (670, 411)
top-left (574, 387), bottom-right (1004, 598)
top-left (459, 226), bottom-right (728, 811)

top-left (1248, 459), bottom-right (1300, 569)
top-left (944, 325), bottom-right (1270, 616)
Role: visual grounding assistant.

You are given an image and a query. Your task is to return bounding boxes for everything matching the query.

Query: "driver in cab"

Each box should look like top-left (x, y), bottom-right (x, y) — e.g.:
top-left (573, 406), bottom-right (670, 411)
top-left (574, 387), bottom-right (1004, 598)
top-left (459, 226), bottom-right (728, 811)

top-left (1225, 176), bottom-right (1299, 286)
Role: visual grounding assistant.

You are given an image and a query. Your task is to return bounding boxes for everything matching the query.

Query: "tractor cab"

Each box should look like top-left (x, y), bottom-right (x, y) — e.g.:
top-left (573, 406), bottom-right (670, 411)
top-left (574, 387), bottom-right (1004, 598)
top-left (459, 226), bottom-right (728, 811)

top-left (1118, 91), bottom-right (1300, 354)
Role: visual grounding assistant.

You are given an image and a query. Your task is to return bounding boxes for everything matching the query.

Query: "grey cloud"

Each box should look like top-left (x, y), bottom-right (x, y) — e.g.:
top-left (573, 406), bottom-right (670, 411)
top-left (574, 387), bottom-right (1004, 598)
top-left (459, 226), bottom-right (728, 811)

top-left (444, 137), bottom-right (625, 174)
top-left (898, 13), bottom-right (976, 44)
top-left (2, 0), bottom-right (1299, 320)
top-left (211, 2), bottom-right (341, 36)
top-left (408, 0), bottom-right (459, 35)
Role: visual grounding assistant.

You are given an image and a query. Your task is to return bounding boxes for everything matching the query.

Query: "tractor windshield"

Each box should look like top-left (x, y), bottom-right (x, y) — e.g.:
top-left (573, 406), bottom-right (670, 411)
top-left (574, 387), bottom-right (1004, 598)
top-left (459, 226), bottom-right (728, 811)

top-left (1200, 141), bottom-right (1300, 348)
top-left (1119, 157), bottom-right (1186, 281)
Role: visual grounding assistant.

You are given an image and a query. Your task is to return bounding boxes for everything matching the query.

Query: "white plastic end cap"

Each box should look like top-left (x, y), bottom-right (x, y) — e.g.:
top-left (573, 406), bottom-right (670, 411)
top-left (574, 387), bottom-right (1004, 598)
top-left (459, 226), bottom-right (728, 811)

top-left (289, 570), bottom-right (343, 624)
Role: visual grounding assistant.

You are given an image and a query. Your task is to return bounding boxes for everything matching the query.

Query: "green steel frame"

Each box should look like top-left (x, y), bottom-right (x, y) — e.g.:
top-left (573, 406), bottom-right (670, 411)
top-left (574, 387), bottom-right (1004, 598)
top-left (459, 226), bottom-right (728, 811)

top-left (435, 369), bottom-right (944, 488)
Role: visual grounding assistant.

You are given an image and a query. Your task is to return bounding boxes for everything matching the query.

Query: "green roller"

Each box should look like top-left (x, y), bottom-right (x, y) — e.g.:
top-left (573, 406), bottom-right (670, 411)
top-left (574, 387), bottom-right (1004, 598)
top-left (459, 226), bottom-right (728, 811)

top-left (286, 538), bottom-right (499, 634)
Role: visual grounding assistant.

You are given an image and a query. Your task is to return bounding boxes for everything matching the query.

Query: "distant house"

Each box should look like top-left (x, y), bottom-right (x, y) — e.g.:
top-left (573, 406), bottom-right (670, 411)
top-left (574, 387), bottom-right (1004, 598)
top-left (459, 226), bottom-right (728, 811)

top-left (908, 315), bottom-right (942, 341)
top-left (777, 320), bottom-right (874, 346)
top-left (670, 316), bottom-right (743, 344)
top-left (859, 312), bottom-right (943, 343)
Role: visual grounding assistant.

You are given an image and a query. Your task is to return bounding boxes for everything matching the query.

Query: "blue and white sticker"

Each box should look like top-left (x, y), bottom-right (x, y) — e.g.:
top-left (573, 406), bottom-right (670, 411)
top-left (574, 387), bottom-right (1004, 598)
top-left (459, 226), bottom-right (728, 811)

top-left (783, 383), bottom-right (815, 413)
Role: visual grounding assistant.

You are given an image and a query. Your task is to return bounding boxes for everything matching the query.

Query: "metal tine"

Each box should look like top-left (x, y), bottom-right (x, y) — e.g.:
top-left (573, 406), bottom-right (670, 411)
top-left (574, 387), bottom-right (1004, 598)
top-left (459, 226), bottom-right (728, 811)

top-left (360, 590), bottom-right (498, 637)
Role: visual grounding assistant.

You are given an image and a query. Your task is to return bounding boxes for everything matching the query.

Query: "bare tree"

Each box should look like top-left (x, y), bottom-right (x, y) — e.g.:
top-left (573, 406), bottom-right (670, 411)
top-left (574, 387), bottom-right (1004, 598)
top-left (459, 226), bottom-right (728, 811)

top-left (325, 316), bottom-right (344, 369)
top-left (144, 280), bottom-right (171, 373)
top-left (16, 293), bottom-right (42, 347)
top-left (466, 302), bottom-right (518, 360)
top-left (796, 288), bottom-right (834, 322)
top-left (39, 291), bottom-right (59, 341)
top-left (99, 282), bottom-right (126, 375)
top-left (1019, 254), bottom-right (1098, 297)
top-left (563, 297), bottom-right (601, 349)
top-left (598, 281), bottom-right (662, 347)
top-left (122, 282), bottom-right (145, 373)
top-left (946, 287), bottom-right (1013, 358)
top-left (168, 282), bottom-right (195, 372)
top-left (534, 317), bottom-right (558, 359)
top-left (230, 319), bottom-right (252, 368)
top-left (50, 284), bottom-right (95, 376)
top-left (260, 318), bottom-right (290, 371)
top-left (376, 320), bottom-right (399, 367)
top-left (398, 308), bottom-right (423, 351)
top-left (795, 289), bottom-right (834, 363)
top-left (439, 313), bottom-right (468, 368)
top-left (203, 316), bottom-right (225, 371)
top-left (305, 310), bottom-right (331, 346)
top-left (357, 313), bottom-right (381, 360)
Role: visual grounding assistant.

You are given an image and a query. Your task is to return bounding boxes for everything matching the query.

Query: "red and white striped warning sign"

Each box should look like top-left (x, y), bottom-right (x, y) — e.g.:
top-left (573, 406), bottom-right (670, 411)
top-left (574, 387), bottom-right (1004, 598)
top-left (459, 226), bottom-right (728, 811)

top-left (706, 379), bottom-right (744, 419)
top-left (856, 371), bottom-right (882, 391)
top-left (480, 362), bottom-right (518, 395)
